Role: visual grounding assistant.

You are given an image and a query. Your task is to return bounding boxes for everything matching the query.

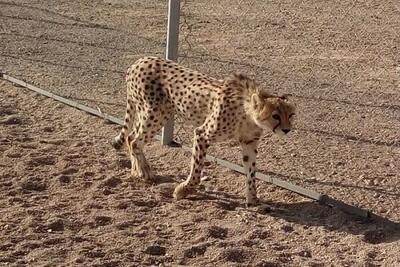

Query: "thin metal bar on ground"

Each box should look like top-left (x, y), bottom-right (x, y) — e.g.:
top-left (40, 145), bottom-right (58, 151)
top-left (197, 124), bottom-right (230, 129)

top-left (1, 71), bottom-right (372, 219)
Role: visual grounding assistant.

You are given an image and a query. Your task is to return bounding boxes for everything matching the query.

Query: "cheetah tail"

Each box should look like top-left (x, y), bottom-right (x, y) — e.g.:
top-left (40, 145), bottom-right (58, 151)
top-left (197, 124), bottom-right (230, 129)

top-left (111, 100), bottom-right (135, 150)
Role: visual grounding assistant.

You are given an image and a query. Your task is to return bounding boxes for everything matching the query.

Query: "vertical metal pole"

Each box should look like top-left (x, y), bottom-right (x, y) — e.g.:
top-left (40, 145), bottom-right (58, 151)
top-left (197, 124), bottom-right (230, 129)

top-left (161, 0), bottom-right (181, 145)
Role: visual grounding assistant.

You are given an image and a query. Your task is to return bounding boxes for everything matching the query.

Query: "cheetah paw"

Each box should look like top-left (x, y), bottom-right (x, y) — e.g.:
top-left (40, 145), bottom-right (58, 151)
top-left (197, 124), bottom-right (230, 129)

top-left (132, 159), bottom-right (153, 181)
top-left (173, 182), bottom-right (196, 200)
top-left (130, 169), bottom-right (139, 178)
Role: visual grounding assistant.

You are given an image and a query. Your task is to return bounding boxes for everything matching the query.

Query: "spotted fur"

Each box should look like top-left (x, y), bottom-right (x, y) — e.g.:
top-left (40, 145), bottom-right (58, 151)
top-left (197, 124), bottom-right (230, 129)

top-left (112, 56), bottom-right (296, 205)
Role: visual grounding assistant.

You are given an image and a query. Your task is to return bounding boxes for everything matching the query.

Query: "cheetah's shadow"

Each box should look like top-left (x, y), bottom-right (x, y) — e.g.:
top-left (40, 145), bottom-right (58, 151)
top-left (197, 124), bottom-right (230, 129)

top-left (184, 189), bottom-right (400, 244)
top-left (185, 189), bottom-right (244, 211)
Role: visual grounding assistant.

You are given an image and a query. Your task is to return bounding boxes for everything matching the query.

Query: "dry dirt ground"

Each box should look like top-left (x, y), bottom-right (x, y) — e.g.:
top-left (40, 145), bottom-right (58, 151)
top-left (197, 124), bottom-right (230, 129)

top-left (1, 80), bottom-right (399, 267)
top-left (0, 0), bottom-right (400, 266)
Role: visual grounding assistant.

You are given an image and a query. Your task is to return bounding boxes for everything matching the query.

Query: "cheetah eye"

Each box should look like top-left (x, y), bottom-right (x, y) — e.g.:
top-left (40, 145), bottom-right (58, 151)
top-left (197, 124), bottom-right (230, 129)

top-left (272, 114), bottom-right (280, 120)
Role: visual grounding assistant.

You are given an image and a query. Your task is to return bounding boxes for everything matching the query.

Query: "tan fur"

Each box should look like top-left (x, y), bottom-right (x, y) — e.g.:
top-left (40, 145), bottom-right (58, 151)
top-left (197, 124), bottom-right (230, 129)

top-left (112, 56), bottom-right (296, 205)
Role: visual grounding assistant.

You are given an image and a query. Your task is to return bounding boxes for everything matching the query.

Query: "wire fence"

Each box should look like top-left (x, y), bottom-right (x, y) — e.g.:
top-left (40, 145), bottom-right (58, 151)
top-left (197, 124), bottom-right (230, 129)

top-left (0, 0), bottom-right (399, 219)
top-left (172, 0), bottom-right (400, 217)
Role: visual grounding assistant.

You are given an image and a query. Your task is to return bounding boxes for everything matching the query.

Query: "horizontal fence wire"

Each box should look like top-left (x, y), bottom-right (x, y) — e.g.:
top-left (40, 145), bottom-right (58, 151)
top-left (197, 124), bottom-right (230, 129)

top-left (1, 0), bottom-right (398, 224)
top-left (173, 0), bottom-right (400, 222)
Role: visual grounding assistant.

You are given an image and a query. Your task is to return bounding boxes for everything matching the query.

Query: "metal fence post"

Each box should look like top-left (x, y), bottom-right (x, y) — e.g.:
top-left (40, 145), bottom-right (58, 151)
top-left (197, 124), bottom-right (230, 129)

top-left (161, 0), bottom-right (181, 145)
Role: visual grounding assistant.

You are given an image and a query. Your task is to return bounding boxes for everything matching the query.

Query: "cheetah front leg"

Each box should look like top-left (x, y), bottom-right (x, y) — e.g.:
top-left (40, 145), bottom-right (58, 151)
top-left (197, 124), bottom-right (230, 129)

top-left (174, 128), bottom-right (208, 200)
top-left (240, 140), bottom-right (259, 206)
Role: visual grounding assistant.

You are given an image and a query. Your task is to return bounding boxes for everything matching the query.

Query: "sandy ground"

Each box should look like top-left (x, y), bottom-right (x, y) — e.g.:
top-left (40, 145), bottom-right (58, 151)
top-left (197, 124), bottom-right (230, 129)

top-left (1, 81), bottom-right (399, 267)
top-left (0, 0), bottom-right (399, 266)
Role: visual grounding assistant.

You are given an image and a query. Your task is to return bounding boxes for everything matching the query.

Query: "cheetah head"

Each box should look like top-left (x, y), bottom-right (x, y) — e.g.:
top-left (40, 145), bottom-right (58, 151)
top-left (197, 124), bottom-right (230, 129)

top-left (250, 93), bottom-right (296, 136)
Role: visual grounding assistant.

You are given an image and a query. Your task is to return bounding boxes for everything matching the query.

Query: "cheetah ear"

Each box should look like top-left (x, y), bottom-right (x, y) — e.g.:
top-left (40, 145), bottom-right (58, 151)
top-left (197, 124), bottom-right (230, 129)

top-left (233, 73), bottom-right (248, 81)
top-left (233, 73), bottom-right (257, 90)
top-left (251, 93), bottom-right (262, 110)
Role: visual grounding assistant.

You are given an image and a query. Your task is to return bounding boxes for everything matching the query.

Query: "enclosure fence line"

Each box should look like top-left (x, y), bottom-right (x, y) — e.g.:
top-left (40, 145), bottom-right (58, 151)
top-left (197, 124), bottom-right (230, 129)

top-left (162, 0), bottom-right (400, 220)
top-left (0, 70), bottom-right (373, 219)
top-left (175, 0), bottom-right (398, 144)
top-left (2, 0), bottom-right (398, 225)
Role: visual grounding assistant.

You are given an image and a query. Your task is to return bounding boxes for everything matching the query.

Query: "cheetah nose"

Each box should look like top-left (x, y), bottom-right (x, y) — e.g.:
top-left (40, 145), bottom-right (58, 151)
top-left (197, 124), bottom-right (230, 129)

top-left (282, 129), bottom-right (291, 134)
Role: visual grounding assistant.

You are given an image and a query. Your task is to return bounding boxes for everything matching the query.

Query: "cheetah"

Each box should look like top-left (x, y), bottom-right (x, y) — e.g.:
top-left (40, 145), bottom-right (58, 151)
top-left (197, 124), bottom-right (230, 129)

top-left (112, 56), bottom-right (296, 206)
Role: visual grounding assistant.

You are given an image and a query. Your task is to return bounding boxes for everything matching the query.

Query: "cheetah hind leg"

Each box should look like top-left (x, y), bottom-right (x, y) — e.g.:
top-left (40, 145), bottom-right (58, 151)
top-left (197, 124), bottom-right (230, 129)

top-left (127, 137), bottom-right (153, 180)
top-left (126, 113), bottom-right (160, 181)
top-left (127, 103), bottom-right (172, 181)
